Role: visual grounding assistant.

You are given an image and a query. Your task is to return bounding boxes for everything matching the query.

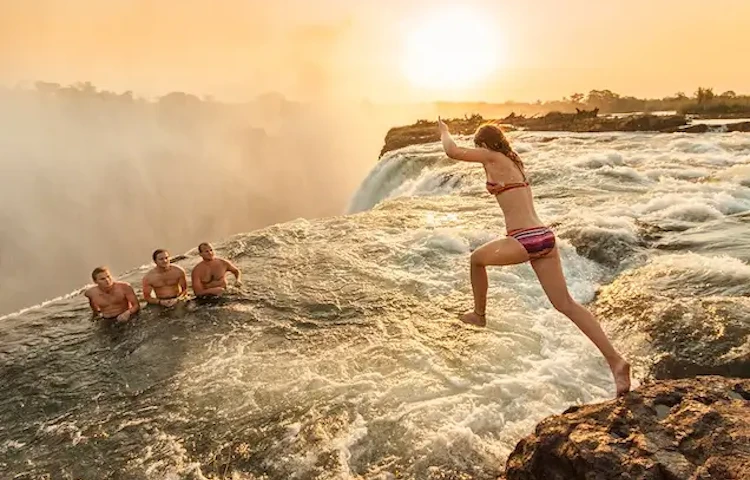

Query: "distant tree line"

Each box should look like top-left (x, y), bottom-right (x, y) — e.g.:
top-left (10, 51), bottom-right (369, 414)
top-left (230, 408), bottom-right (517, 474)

top-left (0, 81), bottom-right (307, 122)
top-left (561, 87), bottom-right (750, 115)
top-left (4, 80), bottom-right (749, 118)
top-left (435, 87), bottom-right (750, 119)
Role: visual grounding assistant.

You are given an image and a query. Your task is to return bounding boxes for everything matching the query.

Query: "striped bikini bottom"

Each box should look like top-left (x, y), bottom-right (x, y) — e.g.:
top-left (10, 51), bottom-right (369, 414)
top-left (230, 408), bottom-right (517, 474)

top-left (507, 226), bottom-right (556, 260)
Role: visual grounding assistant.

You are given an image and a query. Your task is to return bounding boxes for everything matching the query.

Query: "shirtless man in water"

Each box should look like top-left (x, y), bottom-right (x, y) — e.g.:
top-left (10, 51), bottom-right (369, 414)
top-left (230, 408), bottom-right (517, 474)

top-left (84, 267), bottom-right (140, 322)
top-left (142, 249), bottom-right (187, 307)
top-left (191, 242), bottom-right (242, 297)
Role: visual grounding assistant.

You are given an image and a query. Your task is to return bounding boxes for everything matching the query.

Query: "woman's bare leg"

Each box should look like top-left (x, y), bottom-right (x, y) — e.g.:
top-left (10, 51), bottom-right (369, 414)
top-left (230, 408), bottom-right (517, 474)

top-left (461, 238), bottom-right (529, 326)
top-left (530, 246), bottom-right (631, 396)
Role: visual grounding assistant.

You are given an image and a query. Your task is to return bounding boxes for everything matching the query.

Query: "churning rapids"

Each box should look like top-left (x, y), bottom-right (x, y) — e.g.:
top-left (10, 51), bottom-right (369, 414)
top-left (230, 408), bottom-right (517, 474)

top-left (2, 131), bottom-right (750, 479)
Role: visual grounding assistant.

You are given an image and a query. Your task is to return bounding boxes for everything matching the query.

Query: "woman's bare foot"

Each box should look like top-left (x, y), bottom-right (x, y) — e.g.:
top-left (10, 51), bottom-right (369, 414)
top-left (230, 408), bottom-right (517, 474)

top-left (611, 359), bottom-right (631, 397)
top-left (459, 311), bottom-right (486, 327)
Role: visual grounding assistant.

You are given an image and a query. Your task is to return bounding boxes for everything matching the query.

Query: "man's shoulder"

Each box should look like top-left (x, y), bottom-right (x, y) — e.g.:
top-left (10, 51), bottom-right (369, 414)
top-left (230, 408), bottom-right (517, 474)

top-left (143, 268), bottom-right (159, 280)
top-left (83, 286), bottom-right (97, 297)
top-left (114, 281), bottom-right (134, 290)
top-left (192, 261), bottom-right (207, 273)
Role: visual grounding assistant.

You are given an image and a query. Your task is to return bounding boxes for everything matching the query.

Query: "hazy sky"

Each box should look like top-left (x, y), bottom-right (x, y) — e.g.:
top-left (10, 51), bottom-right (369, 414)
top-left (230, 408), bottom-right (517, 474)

top-left (2, 0), bottom-right (748, 102)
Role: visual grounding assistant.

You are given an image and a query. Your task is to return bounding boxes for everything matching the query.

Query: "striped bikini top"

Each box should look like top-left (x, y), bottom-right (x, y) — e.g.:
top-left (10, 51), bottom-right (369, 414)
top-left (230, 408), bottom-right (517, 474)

top-left (485, 157), bottom-right (529, 196)
top-left (486, 181), bottom-right (529, 196)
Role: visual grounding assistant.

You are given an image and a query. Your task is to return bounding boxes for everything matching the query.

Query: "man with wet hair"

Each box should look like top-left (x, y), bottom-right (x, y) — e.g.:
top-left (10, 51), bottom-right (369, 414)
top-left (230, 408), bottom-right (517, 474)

top-left (142, 249), bottom-right (187, 307)
top-left (84, 266), bottom-right (140, 322)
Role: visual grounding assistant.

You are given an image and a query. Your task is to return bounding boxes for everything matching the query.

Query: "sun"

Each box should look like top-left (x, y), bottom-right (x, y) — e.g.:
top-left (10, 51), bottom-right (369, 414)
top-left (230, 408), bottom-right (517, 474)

top-left (401, 6), bottom-right (501, 91)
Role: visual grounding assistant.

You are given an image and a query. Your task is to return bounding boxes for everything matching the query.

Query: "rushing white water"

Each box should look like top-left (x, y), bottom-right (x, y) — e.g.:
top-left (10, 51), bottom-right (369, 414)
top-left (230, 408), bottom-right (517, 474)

top-left (1, 131), bottom-right (749, 479)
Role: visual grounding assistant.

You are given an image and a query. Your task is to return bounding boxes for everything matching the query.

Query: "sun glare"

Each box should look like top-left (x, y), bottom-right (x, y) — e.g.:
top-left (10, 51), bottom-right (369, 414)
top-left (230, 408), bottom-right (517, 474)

top-left (402, 6), bottom-right (500, 91)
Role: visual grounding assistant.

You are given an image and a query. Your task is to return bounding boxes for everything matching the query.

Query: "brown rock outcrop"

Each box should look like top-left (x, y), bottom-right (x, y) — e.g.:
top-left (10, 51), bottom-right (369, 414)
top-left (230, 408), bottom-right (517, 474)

top-left (502, 376), bottom-right (750, 480)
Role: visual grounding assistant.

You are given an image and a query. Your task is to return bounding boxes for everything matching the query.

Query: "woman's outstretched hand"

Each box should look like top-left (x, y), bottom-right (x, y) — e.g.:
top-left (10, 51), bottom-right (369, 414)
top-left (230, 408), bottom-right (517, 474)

top-left (437, 116), bottom-right (449, 136)
top-left (437, 116), bottom-right (457, 156)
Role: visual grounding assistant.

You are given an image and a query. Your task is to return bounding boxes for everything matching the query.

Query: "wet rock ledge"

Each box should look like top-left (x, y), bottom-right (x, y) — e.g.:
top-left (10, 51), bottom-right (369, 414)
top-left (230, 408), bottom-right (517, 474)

top-left (499, 376), bottom-right (749, 480)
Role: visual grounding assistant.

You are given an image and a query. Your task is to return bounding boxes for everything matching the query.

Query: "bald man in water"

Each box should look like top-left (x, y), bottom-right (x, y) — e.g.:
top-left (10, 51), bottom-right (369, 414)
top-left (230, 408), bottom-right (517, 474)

top-left (191, 242), bottom-right (242, 298)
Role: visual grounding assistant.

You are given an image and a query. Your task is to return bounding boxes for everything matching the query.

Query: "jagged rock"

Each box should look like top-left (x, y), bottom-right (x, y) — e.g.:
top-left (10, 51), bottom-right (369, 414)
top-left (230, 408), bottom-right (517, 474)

top-left (502, 376), bottom-right (750, 480)
top-left (379, 114), bottom-right (499, 158)
top-left (662, 123), bottom-right (711, 133)
top-left (379, 113), bottom-right (690, 157)
top-left (728, 121), bottom-right (750, 132)
top-left (379, 113), bottom-right (749, 157)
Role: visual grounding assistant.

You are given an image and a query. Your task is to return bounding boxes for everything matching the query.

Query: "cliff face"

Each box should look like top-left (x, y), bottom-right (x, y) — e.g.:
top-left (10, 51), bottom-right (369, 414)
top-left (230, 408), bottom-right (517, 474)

top-left (379, 112), bottom-right (750, 157)
top-left (379, 115), bottom-right (492, 157)
top-left (501, 376), bottom-right (750, 480)
top-left (378, 111), bottom-right (681, 157)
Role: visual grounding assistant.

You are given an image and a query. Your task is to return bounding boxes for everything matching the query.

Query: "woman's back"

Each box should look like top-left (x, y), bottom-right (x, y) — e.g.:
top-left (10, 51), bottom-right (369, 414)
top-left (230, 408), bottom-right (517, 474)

top-left (483, 151), bottom-right (543, 231)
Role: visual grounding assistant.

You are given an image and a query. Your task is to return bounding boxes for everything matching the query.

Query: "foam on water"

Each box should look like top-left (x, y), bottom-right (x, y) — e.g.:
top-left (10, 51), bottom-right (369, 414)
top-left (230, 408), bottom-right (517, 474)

top-left (3, 130), bottom-right (750, 479)
top-left (668, 137), bottom-right (726, 154)
top-left (632, 187), bottom-right (750, 224)
top-left (347, 145), bottom-right (451, 213)
top-left (643, 166), bottom-right (710, 182)
top-left (572, 150), bottom-right (626, 169)
top-left (717, 164), bottom-right (750, 187)
top-left (639, 252), bottom-right (750, 296)
top-left (97, 223), bottom-right (614, 477)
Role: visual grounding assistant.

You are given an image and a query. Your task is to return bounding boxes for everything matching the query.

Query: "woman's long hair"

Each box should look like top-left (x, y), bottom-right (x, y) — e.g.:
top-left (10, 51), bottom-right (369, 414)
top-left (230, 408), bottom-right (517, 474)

top-left (474, 124), bottom-right (525, 180)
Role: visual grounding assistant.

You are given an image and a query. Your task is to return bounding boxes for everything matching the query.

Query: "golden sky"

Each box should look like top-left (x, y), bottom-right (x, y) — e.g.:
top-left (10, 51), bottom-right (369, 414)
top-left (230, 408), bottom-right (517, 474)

top-left (1, 0), bottom-right (748, 102)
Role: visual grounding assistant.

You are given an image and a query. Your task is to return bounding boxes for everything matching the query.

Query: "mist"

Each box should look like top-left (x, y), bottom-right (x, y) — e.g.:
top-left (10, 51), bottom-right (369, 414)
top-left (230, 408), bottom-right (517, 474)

top-left (0, 84), bottom-right (429, 315)
top-left (0, 1), bottom-right (426, 315)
